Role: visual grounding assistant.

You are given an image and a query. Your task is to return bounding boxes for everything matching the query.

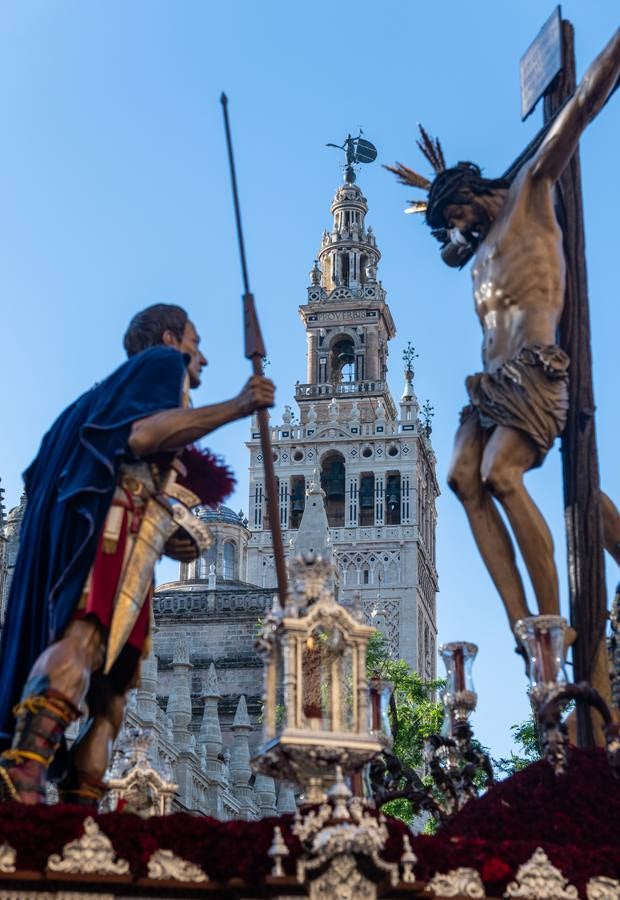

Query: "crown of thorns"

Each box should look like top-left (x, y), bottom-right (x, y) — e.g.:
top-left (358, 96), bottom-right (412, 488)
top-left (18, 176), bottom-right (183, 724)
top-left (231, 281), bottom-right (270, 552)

top-left (385, 126), bottom-right (483, 228)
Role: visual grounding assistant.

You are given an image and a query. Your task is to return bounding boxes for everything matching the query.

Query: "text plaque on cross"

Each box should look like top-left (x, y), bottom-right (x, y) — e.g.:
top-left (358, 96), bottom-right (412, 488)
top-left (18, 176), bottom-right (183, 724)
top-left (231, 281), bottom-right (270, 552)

top-left (520, 6), bottom-right (563, 120)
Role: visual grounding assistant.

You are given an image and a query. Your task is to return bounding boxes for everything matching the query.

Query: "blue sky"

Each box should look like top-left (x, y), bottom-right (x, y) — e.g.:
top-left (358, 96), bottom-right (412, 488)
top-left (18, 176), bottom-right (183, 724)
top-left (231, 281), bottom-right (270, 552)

top-left (1, 1), bottom-right (618, 759)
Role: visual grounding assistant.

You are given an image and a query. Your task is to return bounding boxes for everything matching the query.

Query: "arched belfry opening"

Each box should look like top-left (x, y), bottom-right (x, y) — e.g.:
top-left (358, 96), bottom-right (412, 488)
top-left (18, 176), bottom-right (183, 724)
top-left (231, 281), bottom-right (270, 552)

top-left (320, 451), bottom-right (345, 527)
top-left (330, 335), bottom-right (356, 384)
top-left (359, 253), bottom-right (368, 284)
top-left (290, 475), bottom-right (306, 529)
top-left (359, 473), bottom-right (375, 526)
top-left (385, 471), bottom-right (401, 525)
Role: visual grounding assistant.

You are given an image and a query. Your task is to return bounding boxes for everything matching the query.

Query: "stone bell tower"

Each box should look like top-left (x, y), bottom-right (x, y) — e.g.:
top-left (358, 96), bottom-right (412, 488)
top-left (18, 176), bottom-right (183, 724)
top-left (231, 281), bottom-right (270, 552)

top-left (246, 160), bottom-right (439, 676)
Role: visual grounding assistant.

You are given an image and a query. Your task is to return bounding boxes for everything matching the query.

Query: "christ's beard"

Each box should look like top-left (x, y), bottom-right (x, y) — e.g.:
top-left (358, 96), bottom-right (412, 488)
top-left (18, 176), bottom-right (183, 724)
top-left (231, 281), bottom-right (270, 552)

top-left (465, 201), bottom-right (493, 247)
top-left (447, 200), bottom-right (493, 253)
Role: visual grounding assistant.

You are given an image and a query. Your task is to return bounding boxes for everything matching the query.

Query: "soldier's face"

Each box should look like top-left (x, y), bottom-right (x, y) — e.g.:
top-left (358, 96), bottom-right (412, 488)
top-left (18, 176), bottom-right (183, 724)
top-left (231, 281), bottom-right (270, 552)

top-left (165, 320), bottom-right (207, 388)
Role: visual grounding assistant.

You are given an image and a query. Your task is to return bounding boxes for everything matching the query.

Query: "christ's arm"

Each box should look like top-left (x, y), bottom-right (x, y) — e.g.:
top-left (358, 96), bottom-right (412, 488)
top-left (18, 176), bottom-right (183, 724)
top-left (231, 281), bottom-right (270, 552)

top-left (128, 374), bottom-right (274, 456)
top-left (531, 28), bottom-right (619, 183)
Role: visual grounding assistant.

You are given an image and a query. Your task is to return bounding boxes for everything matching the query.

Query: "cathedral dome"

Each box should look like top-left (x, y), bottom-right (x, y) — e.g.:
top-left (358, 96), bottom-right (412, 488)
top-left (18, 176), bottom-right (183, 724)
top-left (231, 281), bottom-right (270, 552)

top-left (4, 494), bottom-right (26, 542)
top-left (195, 505), bottom-right (247, 527)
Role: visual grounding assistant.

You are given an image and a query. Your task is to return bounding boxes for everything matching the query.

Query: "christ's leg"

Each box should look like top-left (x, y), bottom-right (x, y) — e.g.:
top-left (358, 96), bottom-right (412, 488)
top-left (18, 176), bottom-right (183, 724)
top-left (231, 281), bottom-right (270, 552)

top-left (447, 414), bottom-right (531, 629)
top-left (481, 425), bottom-right (559, 617)
top-left (601, 491), bottom-right (620, 566)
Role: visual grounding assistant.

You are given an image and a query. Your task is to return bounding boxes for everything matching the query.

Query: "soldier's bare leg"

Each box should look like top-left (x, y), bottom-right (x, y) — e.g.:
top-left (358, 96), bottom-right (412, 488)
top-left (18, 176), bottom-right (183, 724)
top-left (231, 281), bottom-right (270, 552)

top-left (60, 689), bottom-right (127, 806)
top-left (28, 619), bottom-right (106, 706)
top-left (480, 425), bottom-right (559, 617)
top-left (0, 619), bottom-right (104, 803)
top-left (448, 415), bottom-right (531, 629)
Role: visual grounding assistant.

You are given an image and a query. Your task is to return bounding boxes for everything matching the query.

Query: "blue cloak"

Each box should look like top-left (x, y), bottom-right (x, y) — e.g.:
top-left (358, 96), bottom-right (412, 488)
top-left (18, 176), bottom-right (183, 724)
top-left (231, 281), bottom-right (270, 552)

top-left (0, 346), bottom-right (188, 745)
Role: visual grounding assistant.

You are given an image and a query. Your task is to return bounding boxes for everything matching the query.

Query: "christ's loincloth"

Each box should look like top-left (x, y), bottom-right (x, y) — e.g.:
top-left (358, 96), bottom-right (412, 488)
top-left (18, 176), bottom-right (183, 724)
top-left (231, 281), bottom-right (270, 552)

top-left (461, 344), bottom-right (569, 466)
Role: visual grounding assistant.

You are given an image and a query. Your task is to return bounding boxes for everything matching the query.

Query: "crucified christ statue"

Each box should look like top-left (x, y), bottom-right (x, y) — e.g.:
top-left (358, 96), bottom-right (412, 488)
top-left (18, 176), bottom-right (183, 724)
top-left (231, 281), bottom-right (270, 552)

top-left (389, 30), bottom-right (619, 639)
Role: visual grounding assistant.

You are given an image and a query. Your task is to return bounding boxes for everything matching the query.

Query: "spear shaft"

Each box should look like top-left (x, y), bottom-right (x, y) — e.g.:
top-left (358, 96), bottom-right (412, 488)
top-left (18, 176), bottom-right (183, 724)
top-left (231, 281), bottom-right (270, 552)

top-left (220, 93), bottom-right (288, 607)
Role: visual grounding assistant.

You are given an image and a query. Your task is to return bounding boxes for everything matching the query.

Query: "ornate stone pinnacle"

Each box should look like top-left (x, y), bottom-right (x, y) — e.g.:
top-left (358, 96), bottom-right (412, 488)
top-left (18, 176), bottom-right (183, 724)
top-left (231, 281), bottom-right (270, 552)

top-left (203, 661), bottom-right (221, 700)
top-left (232, 694), bottom-right (251, 729)
top-left (173, 639), bottom-right (191, 667)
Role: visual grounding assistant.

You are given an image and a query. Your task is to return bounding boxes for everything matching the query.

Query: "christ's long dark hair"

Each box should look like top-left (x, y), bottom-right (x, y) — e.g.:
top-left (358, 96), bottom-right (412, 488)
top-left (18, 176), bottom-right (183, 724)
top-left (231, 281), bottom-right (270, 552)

top-left (426, 162), bottom-right (510, 229)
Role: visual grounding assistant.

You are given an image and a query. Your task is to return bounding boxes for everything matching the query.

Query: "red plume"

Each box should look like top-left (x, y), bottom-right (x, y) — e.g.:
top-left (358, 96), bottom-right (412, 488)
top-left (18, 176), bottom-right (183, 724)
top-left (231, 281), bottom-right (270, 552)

top-left (177, 445), bottom-right (236, 507)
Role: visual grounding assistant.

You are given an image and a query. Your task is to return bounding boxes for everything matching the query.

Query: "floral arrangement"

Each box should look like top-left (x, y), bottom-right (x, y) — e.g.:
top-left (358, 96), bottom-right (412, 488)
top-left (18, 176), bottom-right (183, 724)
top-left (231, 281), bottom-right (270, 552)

top-left (396, 747), bottom-right (620, 896)
top-left (0, 748), bottom-right (617, 895)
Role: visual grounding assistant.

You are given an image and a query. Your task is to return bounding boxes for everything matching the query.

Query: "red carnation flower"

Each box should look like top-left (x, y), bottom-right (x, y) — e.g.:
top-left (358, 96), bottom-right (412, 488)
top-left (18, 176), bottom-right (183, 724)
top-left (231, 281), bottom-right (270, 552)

top-left (481, 857), bottom-right (512, 883)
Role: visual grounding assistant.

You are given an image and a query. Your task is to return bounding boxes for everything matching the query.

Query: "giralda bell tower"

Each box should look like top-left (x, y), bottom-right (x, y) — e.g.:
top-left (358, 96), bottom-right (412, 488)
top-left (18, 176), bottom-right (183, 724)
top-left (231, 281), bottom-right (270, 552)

top-left (246, 137), bottom-right (439, 676)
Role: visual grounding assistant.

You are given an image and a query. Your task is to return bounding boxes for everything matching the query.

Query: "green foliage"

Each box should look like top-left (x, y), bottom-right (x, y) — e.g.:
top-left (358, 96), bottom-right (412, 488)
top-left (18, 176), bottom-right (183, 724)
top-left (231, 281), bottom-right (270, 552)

top-left (492, 713), bottom-right (541, 777)
top-left (367, 632), bottom-right (444, 823)
top-left (367, 632), bottom-right (444, 772)
top-left (422, 813), bottom-right (439, 835)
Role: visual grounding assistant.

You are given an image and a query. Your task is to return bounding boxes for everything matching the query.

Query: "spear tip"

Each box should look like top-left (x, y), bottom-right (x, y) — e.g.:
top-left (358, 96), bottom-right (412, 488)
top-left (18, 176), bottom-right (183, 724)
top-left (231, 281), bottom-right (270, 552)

top-left (220, 92), bottom-right (228, 106)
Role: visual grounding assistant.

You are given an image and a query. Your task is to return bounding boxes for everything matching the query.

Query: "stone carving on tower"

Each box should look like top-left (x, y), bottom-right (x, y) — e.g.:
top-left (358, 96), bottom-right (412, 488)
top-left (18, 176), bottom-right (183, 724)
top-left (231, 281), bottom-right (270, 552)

top-left (246, 153), bottom-right (439, 673)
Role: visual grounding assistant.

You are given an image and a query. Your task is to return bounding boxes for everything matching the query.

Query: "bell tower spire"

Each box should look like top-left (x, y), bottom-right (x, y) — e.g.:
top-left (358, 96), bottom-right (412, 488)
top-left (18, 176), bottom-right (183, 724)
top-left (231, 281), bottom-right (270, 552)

top-left (246, 138), bottom-right (439, 675)
top-left (297, 146), bottom-right (396, 427)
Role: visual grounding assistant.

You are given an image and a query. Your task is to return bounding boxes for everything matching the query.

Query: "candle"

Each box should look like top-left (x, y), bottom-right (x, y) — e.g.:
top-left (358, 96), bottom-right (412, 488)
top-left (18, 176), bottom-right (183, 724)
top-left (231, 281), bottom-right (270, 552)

top-left (370, 677), bottom-right (381, 731)
top-left (453, 646), bottom-right (465, 692)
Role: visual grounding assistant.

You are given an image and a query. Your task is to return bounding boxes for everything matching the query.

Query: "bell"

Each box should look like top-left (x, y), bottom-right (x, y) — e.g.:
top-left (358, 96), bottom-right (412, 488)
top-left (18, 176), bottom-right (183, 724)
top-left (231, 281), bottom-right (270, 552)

top-left (292, 497), bottom-right (304, 513)
top-left (360, 489), bottom-right (374, 508)
top-left (387, 493), bottom-right (399, 511)
top-left (322, 475), bottom-right (345, 499)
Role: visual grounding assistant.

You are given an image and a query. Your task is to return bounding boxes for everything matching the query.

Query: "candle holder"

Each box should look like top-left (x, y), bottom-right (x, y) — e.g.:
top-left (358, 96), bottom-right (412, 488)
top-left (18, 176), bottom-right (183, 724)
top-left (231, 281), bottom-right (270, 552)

top-left (439, 641), bottom-right (478, 732)
top-left (369, 641), bottom-right (493, 824)
top-left (514, 615), bottom-right (568, 702)
top-left (253, 553), bottom-right (387, 802)
top-left (425, 642), bottom-right (494, 819)
top-left (515, 615), bottom-right (620, 776)
top-left (368, 676), bottom-right (394, 748)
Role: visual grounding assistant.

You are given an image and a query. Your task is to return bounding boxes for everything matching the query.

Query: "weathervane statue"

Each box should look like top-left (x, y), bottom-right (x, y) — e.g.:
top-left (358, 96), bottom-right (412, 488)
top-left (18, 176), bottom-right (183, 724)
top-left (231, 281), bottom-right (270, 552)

top-left (389, 31), bottom-right (619, 670)
top-left (327, 131), bottom-right (377, 183)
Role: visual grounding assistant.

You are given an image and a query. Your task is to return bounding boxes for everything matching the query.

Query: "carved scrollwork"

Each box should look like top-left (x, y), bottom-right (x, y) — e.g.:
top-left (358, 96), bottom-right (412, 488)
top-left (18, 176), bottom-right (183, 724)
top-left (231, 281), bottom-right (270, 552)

top-left (46, 817), bottom-right (130, 876)
top-left (586, 876), bottom-right (620, 900)
top-left (0, 842), bottom-right (16, 873)
top-left (308, 854), bottom-right (377, 900)
top-left (146, 848), bottom-right (208, 882)
top-left (426, 867), bottom-right (486, 897)
top-left (504, 847), bottom-right (578, 899)
top-left (294, 778), bottom-right (399, 889)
